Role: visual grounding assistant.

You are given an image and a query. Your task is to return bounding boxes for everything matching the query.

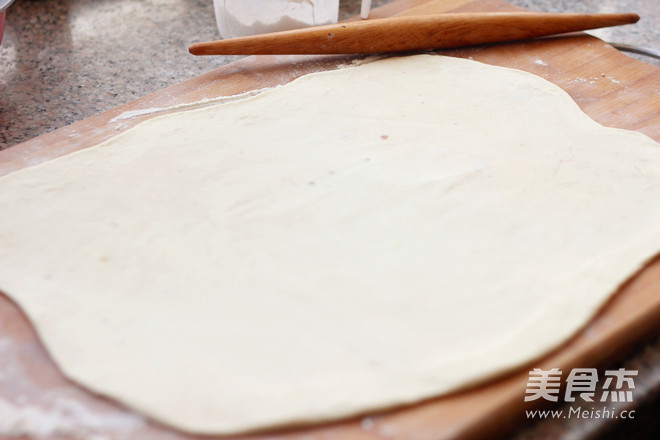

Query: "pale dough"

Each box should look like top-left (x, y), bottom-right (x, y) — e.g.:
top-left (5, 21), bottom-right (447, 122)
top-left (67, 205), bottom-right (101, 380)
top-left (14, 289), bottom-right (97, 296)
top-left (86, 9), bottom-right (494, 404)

top-left (1, 55), bottom-right (659, 434)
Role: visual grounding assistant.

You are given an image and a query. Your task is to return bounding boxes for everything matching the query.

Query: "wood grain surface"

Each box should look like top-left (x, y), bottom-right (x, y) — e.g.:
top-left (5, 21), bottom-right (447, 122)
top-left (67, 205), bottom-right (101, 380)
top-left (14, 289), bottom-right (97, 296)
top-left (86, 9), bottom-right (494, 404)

top-left (188, 12), bottom-right (639, 55)
top-left (0, 0), bottom-right (659, 439)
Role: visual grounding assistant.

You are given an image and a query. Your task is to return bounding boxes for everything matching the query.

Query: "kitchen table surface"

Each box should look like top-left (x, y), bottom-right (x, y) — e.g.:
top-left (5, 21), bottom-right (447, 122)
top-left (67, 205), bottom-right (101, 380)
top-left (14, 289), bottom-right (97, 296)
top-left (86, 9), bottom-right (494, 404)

top-left (0, 0), bottom-right (659, 439)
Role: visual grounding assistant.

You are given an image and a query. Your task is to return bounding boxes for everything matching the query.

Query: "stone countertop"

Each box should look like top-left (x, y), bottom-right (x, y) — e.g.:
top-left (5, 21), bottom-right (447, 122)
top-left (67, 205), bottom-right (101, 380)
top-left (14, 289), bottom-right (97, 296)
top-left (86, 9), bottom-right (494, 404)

top-left (0, 0), bottom-right (659, 439)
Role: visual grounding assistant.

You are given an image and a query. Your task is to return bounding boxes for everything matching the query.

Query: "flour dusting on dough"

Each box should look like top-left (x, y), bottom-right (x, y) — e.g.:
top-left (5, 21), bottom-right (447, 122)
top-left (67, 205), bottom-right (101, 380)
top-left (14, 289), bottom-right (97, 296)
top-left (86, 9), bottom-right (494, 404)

top-left (108, 87), bottom-right (274, 123)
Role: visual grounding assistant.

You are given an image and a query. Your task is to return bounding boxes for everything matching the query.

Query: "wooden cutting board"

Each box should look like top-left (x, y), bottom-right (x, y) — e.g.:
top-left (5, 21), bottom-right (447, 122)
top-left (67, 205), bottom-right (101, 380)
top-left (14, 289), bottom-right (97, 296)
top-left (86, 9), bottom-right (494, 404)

top-left (1, 0), bottom-right (659, 439)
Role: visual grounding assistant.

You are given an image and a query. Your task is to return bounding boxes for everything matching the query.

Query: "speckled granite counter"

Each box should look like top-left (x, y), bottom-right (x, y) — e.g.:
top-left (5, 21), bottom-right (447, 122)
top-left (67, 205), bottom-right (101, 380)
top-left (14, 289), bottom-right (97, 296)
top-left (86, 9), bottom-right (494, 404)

top-left (0, 0), bottom-right (659, 439)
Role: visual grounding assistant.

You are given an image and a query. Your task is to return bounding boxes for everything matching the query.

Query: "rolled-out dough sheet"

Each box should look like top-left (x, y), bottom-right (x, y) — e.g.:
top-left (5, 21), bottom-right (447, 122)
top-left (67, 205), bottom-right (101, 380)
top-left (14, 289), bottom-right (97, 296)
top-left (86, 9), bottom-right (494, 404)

top-left (1, 55), bottom-right (659, 434)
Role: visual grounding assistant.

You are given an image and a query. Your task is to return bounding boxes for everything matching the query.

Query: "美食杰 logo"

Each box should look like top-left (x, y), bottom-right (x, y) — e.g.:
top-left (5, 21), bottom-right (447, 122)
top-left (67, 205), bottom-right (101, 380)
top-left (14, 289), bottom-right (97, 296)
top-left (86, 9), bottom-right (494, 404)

top-left (523, 367), bottom-right (638, 420)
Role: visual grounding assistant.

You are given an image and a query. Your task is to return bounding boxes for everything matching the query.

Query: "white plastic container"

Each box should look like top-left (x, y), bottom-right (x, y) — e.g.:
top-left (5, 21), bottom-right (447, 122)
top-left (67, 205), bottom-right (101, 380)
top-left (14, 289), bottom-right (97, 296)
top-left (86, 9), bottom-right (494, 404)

top-left (213, 0), bottom-right (340, 39)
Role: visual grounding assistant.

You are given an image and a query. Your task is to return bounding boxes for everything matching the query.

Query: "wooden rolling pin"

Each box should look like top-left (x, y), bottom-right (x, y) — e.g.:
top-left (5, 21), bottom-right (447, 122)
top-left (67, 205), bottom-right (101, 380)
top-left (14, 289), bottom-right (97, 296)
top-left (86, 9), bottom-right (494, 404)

top-left (189, 12), bottom-right (639, 56)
